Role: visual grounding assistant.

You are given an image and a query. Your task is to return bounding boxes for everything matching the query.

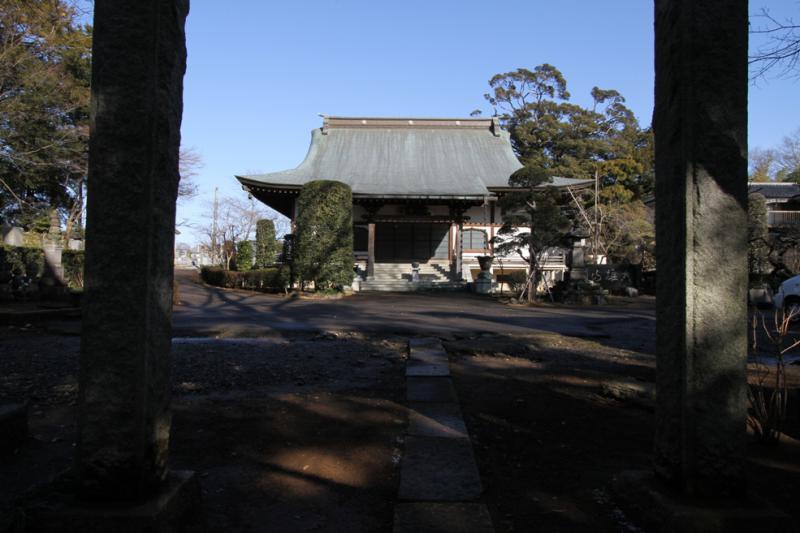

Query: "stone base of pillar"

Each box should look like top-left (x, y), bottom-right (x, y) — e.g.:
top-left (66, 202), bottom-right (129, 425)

top-left (612, 470), bottom-right (792, 532)
top-left (0, 403), bottom-right (27, 454)
top-left (570, 267), bottom-right (586, 281)
top-left (21, 470), bottom-right (205, 532)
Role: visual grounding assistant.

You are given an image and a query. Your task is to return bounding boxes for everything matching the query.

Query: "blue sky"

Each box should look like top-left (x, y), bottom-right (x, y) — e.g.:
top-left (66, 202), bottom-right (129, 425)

top-left (175, 0), bottom-right (800, 244)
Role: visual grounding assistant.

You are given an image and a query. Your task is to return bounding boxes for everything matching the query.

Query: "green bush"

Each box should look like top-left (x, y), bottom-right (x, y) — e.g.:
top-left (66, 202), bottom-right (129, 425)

top-left (506, 270), bottom-right (530, 293)
top-left (62, 249), bottom-right (85, 288)
top-left (200, 266), bottom-right (289, 292)
top-left (748, 192), bottom-right (770, 283)
top-left (0, 245), bottom-right (45, 284)
top-left (293, 180), bottom-right (353, 290)
top-left (255, 219), bottom-right (278, 268)
top-left (236, 240), bottom-right (254, 271)
top-left (200, 266), bottom-right (226, 286)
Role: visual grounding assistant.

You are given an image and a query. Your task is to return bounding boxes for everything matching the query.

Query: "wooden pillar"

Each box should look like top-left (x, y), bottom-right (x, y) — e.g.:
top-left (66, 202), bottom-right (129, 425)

top-left (654, 0), bottom-right (748, 497)
top-left (367, 222), bottom-right (375, 279)
top-left (454, 222), bottom-right (463, 280)
top-left (77, 0), bottom-right (189, 501)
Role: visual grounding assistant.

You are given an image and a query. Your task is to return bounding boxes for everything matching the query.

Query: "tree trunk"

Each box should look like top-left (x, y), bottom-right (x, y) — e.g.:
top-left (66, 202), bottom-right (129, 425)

top-left (527, 219), bottom-right (535, 303)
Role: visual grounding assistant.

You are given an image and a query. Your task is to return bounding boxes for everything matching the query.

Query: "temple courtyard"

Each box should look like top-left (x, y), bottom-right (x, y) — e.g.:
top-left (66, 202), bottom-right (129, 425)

top-left (2, 271), bottom-right (799, 532)
top-left (170, 270), bottom-right (655, 342)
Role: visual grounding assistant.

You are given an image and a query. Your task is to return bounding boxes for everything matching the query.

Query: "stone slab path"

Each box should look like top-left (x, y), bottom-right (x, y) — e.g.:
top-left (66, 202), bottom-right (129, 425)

top-left (394, 338), bottom-right (495, 533)
top-left (394, 503), bottom-right (495, 533)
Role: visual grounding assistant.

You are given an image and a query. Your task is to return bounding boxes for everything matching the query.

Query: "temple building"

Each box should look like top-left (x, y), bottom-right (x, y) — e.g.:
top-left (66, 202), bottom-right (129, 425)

top-left (236, 116), bottom-right (591, 290)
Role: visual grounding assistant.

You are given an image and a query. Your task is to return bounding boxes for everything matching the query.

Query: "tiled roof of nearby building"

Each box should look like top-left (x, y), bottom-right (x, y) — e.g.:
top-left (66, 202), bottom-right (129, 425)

top-left (748, 182), bottom-right (800, 200)
top-left (237, 116), bottom-right (592, 197)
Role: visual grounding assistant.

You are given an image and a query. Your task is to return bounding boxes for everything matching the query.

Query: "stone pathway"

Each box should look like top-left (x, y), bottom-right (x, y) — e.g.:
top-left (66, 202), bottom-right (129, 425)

top-left (394, 338), bottom-right (495, 533)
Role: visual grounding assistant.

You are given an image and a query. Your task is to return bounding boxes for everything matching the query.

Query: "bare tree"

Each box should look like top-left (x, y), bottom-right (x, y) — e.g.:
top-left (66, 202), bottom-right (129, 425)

top-left (749, 147), bottom-right (778, 182)
top-left (750, 7), bottom-right (800, 79)
top-left (195, 194), bottom-right (275, 269)
top-left (178, 146), bottom-right (203, 200)
top-left (775, 128), bottom-right (800, 181)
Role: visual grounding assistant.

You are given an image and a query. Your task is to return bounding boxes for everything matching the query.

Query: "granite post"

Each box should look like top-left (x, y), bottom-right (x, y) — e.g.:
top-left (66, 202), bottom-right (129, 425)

top-left (77, 0), bottom-right (189, 501)
top-left (654, 0), bottom-right (748, 497)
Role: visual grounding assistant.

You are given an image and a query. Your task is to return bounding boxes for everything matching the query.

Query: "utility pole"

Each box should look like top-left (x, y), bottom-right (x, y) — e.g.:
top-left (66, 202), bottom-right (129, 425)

top-left (594, 168), bottom-right (599, 265)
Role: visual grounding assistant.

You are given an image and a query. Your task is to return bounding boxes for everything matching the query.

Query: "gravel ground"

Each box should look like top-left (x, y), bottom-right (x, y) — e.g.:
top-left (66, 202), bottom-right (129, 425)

top-left (0, 328), bottom-right (406, 407)
top-left (445, 331), bottom-right (800, 532)
top-left (0, 327), bottom-right (408, 533)
top-left (3, 317), bottom-right (800, 532)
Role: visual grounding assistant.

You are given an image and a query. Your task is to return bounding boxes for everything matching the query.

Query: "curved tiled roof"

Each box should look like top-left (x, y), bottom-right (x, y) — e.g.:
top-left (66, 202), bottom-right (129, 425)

top-left (237, 116), bottom-right (591, 197)
top-left (748, 182), bottom-right (800, 200)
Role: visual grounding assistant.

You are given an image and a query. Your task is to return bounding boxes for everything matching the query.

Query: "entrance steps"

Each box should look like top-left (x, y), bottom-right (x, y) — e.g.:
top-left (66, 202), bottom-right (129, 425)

top-left (360, 262), bottom-right (464, 292)
top-left (360, 280), bottom-right (465, 292)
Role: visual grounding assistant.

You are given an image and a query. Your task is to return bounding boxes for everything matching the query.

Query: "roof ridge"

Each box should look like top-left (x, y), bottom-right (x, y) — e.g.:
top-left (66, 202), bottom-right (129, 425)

top-left (325, 115), bottom-right (492, 121)
top-left (321, 116), bottom-right (502, 136)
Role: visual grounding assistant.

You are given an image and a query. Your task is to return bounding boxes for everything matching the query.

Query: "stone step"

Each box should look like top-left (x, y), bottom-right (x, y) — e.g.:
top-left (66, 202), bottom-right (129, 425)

top-left (407, 402), bottom-right (469, 439)
top-left (360, 281), bottom-right (465, 292)
top-left (398, 436), bottom-right (483, 501)
top-left (373, 265), bottom-right (451, 273)
top-left (406, 377), bottom-right (458, 403)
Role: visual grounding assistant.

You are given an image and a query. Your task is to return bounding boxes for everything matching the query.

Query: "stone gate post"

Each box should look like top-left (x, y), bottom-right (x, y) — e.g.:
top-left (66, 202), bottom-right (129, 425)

top-left (77, 0), bottom-right (189, 501)
top-left (653, 0), bottom-right (748, 497)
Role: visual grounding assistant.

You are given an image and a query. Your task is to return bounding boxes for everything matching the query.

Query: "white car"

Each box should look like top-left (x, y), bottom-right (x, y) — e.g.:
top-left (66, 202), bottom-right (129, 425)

top-left (773, 274), bottom-right (800, 315)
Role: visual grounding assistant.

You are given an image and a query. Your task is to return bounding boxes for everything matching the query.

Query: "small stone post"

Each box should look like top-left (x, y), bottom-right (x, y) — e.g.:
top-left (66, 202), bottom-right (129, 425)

top-left (654, 0), bottom-right (748, 497)
top-left (77, 0), bottom-right (189, 501)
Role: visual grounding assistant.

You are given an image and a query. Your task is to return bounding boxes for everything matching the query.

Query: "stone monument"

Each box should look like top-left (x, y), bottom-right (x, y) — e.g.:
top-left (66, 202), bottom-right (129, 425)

top-left (23, 1), bottom-right (204, 530)
top-left (614, 1), bottom-right (791, 529)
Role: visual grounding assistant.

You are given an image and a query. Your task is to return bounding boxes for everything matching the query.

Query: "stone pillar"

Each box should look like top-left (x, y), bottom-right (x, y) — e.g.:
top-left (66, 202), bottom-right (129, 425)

top-left (42, 242), bottom-right (64, 282)
top-left (77, 0), bottom-right (189, 501)
top-left (570, 240), bottom-right (586, 281)
top-left (654, 0), bottom-right (748, 497)
top-left (367, 222), bottom-right (375, 279)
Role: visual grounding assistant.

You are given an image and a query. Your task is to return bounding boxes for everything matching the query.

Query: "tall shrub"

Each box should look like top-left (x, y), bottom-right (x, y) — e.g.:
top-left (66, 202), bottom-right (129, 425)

top-left (293, 180), bottom-right (353, 289)
top-left (236, 240), bottom-right (254, 271)
top-left (748, 192), bottom-right (770, 282)
top-left (255, 219), bottom-right (278, 268)
top-left (62, 249), bottom-right (85, 288)
top-left (0, 245), bottom-right (45, 283)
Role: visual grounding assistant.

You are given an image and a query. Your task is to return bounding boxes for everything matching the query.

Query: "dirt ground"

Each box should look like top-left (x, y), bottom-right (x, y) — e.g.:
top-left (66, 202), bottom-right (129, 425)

top-left (444, 331), bottom-right (800, 532)
top-left (0, 329), bottom-right (407, 533)
top-left (2, 303), bottom-right (800, 532)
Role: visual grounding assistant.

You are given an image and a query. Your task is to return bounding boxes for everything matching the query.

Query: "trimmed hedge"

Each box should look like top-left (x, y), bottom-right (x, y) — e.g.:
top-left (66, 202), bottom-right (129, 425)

top-left (62, 249), bottom-right (85, 288)
top-left (236, 240), bottom-right (254, 271)
top-left (0, 245), bottom-right (45, 284)
top-left (200, 266), bottom-right (289, 291)
top-left (293, 180), bottom-right (353, 290)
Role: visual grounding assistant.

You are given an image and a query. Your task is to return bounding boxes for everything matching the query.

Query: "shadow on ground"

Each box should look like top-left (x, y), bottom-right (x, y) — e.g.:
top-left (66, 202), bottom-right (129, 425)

top-left (444, 333), bottom-right (800, 532)
top-left (0, 331), bottom-right (408, 533)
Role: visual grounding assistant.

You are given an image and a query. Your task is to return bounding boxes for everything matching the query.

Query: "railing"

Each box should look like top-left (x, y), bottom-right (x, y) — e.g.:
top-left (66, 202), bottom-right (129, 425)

top-left (540, 250), bottom-right (567, 268)
top-left (768, 210), bottom-right (800, 226)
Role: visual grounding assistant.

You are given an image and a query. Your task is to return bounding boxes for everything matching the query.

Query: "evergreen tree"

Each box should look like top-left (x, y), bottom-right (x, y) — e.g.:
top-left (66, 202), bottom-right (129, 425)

top-left (254, 218), bottom-right (277, 268)
top-left (236, 240), bottom-right (254, 271)
top-left (483, 64), bottom-right (653, 202)
top-left (748, 193), bottom-right (770, 281)
top-left (0, 1), bottom-right (92, 233)
top-left (293, 181), bottom-right (353, 290)
top-left (493, 166), bottom-right (572, 303)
